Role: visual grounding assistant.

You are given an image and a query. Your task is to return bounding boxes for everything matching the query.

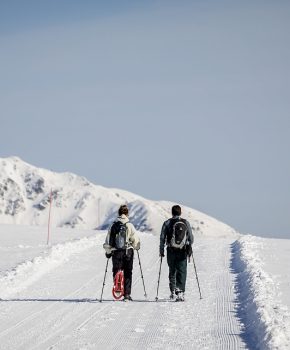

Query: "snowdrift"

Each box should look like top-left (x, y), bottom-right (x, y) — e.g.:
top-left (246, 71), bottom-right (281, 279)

top-left (232, 235), bottom-right (290, 350)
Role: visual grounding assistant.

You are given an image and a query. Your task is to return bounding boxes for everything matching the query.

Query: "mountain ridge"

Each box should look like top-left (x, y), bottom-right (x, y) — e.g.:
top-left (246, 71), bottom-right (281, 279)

top-left (0, 156), bottom-right (236, 236)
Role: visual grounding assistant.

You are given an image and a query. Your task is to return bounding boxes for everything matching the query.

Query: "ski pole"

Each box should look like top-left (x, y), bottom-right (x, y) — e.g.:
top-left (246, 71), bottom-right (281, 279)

top-left (137, 250), bottom-right (147, 298)
top-left (155, 256), bottom-right (163, 301)
top-left (100, 258), bottom-right (109, 302)
top-left (191, 254), bottom-right (202, 299)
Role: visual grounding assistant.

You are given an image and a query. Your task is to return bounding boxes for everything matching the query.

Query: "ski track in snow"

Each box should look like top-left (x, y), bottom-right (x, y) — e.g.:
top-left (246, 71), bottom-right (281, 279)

top-left (0, 232), bottom-right (247, 350)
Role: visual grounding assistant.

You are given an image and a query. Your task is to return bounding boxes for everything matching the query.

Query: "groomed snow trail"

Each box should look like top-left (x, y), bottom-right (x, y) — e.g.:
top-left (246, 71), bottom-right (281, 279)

top-left (0, 232), bottom-right (247, 350)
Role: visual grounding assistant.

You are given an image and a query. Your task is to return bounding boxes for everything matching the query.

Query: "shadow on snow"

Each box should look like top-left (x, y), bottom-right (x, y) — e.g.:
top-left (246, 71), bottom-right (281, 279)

top-left (0, 298), bottom-right (171, 303)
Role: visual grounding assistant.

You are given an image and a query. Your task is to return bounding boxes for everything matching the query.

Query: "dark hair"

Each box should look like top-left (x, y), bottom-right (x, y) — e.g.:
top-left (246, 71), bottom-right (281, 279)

top-left (118, 204), bottom-right (129, 216)
top-left (172, 205), bottom-right (181, 216)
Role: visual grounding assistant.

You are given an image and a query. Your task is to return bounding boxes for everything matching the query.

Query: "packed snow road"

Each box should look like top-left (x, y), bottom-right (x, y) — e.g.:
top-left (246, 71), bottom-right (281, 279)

top-left (0, 227), bottom-right (247, 350)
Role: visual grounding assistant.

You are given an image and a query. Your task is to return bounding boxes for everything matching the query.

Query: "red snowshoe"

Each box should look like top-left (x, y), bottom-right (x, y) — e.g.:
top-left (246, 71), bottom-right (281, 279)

top-left (112, 270), bottom-right (124, 300)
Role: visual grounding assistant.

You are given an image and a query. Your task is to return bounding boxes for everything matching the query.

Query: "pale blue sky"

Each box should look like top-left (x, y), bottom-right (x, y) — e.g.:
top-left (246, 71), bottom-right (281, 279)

top-left (0, 0), bottom-right (289, 238)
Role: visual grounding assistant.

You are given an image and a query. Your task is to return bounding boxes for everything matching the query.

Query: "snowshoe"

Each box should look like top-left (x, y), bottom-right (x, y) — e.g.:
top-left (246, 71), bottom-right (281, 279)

top-left (112, 270), bottom-right (124, 300)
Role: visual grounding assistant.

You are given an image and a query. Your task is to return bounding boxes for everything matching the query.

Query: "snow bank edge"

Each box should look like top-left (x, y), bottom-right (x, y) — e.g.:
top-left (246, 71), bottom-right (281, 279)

top-left (231, 236), bottom-right (290, 350)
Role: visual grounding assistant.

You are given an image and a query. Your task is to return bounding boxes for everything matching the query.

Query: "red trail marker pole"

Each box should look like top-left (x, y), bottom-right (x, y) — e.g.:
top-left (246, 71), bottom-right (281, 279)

top-left (98, 198), bottom-right (101, 228)
top-left (47, 189), bottom-right (53, 245)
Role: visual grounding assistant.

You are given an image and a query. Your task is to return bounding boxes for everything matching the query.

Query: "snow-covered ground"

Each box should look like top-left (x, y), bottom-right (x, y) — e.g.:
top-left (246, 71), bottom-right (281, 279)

top-left (0, 224), bottom-right (241, 350)
top-left (0, 224), bottom-right (289, 349)
top-left (232, 235), bottom-right (290, 350)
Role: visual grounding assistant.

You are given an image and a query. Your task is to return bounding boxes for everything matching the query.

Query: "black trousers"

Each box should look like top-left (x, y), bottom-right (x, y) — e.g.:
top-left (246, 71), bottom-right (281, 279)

top-left (112, 249), bottom-right (134, 296)
top-left (167, 247), bottom-right (187, 293)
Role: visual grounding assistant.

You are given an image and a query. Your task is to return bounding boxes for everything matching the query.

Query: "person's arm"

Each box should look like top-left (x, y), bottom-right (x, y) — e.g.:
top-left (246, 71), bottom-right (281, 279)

top-left (159, 221), bottom-right (168, 257)
top-left (128, 223), bottom-right (140, 250)
top-left (103, 226), bottom-right (113, 256)
top-left (186, 220), bottom-right (194, 245)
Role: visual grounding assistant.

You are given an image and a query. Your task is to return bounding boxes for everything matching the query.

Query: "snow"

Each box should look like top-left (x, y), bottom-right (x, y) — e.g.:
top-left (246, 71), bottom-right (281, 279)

top-left (1, 157), bottom-right (290, 349)
top-left (0, 156), bottom-right (236, 237)
top-left (0, 224), bottom-right (246, 349)
top-left (232, 235), bottom-right (290, 350)
top-left (0, 226), bottom-right (289, 349)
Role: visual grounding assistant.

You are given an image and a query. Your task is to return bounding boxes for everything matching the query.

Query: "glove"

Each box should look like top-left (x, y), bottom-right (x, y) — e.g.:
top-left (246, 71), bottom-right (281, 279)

top-left (135, 242), bottom-right (140, 251)
top-left (160, 251), bottom-right (164, 258)
top-left (105, 252), bottom-right (112, 259)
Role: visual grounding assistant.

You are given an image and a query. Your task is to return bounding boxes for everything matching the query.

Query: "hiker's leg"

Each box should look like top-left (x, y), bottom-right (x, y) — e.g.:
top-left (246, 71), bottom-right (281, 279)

top-left (124, 249), bottom-right (134, 296)
top-left (167, 248), bottom-right (177, 293)
top-left (176, 252), bottom-right (187, 292)
top-left (112, 250), bottom-right (124, 277)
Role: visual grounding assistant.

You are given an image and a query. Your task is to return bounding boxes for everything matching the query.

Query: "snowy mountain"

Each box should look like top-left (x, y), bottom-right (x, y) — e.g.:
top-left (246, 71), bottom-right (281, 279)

top-left (0, 156), bottom-right (236, 236)
top-left (1, 157), bottom-right (290, 349)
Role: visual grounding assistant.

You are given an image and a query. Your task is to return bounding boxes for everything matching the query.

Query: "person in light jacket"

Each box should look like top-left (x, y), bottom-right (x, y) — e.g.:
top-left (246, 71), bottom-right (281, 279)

top-left (103, 204), bottom-right (140, 301)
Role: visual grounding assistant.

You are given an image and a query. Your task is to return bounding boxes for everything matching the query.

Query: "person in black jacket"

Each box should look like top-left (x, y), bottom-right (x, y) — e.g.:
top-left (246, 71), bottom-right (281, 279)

top-left (159, 205), bottom-right (194, 301)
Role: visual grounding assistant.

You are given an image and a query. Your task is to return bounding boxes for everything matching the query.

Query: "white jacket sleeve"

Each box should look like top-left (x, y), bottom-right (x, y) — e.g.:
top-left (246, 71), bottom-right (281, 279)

top-left (128, 223), bottom-right (140, 250)
top-left (103, 226), bottom-right (112, 254)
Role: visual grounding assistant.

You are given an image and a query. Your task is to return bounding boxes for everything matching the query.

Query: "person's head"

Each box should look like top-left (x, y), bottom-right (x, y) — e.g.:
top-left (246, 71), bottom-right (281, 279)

top-left (172, 205), bottom-right (181, 217)
top-left (118, 204), bottom-right (129, 217)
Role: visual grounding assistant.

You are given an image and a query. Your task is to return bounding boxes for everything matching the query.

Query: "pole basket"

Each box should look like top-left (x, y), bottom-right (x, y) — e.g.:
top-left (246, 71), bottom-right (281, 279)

top-left (112, 270), bottom-right (124, 300)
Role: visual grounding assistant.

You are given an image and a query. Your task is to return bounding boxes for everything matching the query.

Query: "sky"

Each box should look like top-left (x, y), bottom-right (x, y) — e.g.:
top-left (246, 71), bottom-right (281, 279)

top-left (0, 0), bottom-right (289, 238)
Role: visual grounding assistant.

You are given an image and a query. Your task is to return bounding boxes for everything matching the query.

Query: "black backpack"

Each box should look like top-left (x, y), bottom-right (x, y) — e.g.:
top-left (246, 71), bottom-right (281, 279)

top-left (169, 219), bottom-right (188, 249)
top-left (109, 221), bottom-right (128, 250)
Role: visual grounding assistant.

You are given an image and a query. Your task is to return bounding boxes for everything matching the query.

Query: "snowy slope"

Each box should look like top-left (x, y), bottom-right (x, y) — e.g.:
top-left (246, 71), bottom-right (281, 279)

top-left (1, 228), bottom-right (290, 349)
top-left (0, 156), bottom-right (236, 237)
top-left (0, 224), bottom-right (246, 350)
top-left (3, 157), bottom-right (290, 349)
